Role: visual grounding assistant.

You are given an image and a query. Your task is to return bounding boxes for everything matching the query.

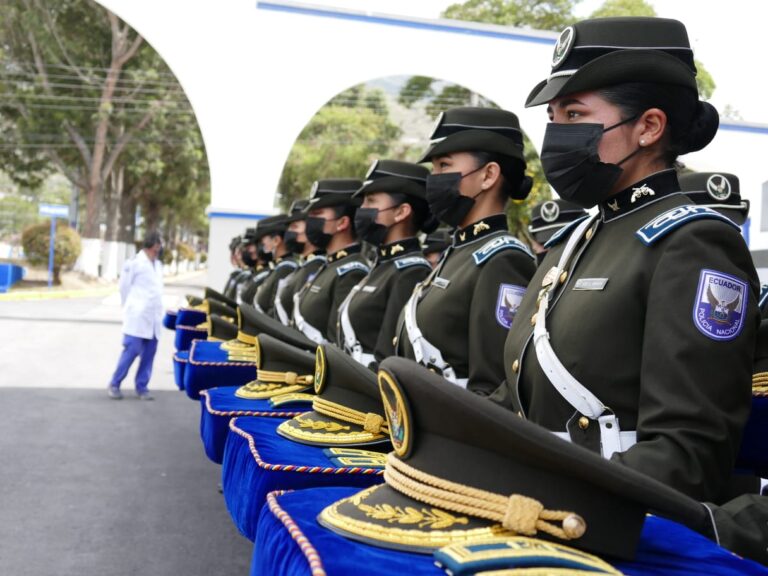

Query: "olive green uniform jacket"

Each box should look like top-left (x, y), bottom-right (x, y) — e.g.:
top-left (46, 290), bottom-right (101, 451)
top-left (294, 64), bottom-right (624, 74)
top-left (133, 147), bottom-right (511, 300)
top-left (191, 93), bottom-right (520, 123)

top-left (490, 170), bottom-right (759, 503)
top-left (254, 256), bottom-right (299, 316)
top-left (273, 253), bottom-right (326, 325)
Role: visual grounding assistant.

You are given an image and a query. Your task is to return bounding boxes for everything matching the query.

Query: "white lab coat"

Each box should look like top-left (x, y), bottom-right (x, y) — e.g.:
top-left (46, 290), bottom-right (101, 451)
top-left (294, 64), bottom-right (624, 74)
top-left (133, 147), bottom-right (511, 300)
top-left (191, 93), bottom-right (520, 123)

top-left (119, 249), bottom-right (164, 339)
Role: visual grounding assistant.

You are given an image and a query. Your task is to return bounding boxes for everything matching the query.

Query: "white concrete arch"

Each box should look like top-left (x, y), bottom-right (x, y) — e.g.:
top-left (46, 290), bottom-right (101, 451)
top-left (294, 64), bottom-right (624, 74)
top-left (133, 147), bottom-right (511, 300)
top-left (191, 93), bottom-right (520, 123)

top-left (93, 0), bottom-right (768, 287)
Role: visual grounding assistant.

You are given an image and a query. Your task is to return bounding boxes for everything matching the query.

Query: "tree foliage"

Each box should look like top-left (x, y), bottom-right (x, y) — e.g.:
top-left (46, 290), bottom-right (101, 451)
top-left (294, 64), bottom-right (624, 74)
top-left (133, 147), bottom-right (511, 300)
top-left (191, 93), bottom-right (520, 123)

top-left (21, 218), bottom-right (81, 284)
top-left (443, 0), bottom-right (580, 30)
top-left (277, 88), bottom-right (401, 210)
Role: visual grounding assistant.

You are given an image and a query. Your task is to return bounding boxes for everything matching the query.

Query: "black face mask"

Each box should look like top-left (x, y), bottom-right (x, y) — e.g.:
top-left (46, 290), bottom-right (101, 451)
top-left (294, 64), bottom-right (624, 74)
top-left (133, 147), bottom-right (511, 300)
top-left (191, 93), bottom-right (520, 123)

top-left (257, 243), bottom-right (273, 264)
top-left (540, 116), bottom-right (640, 209)
top-left (241, 248), bottom-right (257, 268)
top-left (426, 165), bottom-right (486, 227)
top-left (354, 205), bottom-right (400, 247)
top-left (305, 216), bottom-right (333, 250)
top-left (284, 230), bottom-right (305, 254)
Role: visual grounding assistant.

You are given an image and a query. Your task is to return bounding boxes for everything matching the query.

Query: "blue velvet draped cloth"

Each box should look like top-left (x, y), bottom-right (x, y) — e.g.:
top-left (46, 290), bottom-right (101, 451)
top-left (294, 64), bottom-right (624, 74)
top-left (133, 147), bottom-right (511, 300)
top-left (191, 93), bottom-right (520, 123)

top-left (173, 350), bottom-right (188, 391)
top-left (737, 396), bottom-right (768, 476)
top-left (174, 327), bottom-right (207, 353)
top-left (221, 417), bottom-right (385, 542)
top-left (199, 387), bottom-right (311, 464)
top-left (251, 487), bottom-right (768, 576)
top-left (162, 310), bottom-right (177, 330)
top-left (183, 340), bottom-right (258, 400)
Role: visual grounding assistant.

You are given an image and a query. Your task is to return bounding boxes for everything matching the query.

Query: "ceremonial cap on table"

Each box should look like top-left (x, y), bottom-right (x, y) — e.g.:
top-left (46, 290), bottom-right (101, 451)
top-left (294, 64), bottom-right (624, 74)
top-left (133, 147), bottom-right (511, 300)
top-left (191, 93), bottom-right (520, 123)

top-left (318, 357), bottom-right (713, 560)
top-left (235, 334), bottom-right (316, 399)
top-left (679, 172), bottom-right (748, 226)
top-left (528, 199), bottom-right (588, 244)
top-left (277, 344), bottom-right (389, 447)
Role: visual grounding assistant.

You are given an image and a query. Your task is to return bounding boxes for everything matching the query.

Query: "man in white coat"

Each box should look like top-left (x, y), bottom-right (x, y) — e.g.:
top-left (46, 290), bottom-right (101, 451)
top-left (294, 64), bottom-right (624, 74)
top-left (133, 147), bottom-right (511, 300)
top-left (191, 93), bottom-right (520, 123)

top-left (108, 232), bottom-right (164, 400)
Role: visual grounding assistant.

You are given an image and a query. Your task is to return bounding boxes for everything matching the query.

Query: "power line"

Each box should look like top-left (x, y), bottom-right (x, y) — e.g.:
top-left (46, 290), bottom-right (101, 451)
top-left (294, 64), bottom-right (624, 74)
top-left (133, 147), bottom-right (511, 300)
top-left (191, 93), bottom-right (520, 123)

top-left (0, 92), bottom-right (192, 106)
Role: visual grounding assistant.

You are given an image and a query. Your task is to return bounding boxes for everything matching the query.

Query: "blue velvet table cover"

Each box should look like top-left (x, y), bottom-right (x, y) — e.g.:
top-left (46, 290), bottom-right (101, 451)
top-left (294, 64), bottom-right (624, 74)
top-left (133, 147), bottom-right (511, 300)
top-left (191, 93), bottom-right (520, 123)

top-left (162, 310), bottom-right (177, 330)
top-left (174, 326), bottom-right (207, 352)
top-left (173, 350), bottom-right (189, 391)
top-left (176, 308), bottom-right (207, 327)
top-left (736, 396), bottom-right (768, 475)
top-left (251, 487), bottom-right (768, 576)
top-left (199, 387), bottom-right (311, 464)
top-left (183, 340), bottom-right (257, 400)
top-left (222, 416), bottom-right (385, 542)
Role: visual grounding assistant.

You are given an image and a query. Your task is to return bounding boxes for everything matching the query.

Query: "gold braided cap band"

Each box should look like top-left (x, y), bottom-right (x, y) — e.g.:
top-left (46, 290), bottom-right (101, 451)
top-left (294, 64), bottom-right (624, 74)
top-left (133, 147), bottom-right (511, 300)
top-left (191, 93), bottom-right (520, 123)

top-left (753, 372), bottom-right (768, 396)
top-left (276, 397), bottom-right (390, 446)
top-left (384, 454), bottom-right (586, 541)
top-left (234, 370), bottom-right (314, 399)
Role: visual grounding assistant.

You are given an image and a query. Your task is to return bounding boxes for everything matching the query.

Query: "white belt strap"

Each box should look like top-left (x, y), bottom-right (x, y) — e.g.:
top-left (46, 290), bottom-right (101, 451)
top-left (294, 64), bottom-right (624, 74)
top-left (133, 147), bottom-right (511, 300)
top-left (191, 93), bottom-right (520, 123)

top-left (552, 429), bottom-right (637, 456)
top-left (403, 286), bottom-right (468, 388)
top-left (292, 291), bottom-right (325, 344)
top-left (531, 215), bottom-right (636, 459)
top-left (274, 277), bottom-right (291, 326)
top-left (339, 283), bottom-right (376, 368)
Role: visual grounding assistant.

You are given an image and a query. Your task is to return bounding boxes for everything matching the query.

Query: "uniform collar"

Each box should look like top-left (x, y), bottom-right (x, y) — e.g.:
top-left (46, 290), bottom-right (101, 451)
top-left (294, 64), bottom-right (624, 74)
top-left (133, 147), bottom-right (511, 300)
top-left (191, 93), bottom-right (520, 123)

top-left (303, 250), bottom-right (326, 264)
top-left (599, 169), bottom-right (681, 222)
top-left (377, 237), bottom-right (422, 261)
top-left (327, 243), bottom-right (362, 263)
top-left (453, 214), bottom-right (508, 247)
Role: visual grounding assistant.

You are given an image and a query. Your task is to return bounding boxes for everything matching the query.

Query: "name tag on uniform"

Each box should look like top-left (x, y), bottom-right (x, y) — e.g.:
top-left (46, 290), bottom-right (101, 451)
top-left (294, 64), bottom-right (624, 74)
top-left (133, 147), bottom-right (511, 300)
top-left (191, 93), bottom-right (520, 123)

top-left (432, 277), bottom-right (450, 289)
top-left (573, 278), bottom-right (608, 291)
top-left (309, 285), bottom-right (322, 294)
top-left (362, 285), bottom-right (377, 293)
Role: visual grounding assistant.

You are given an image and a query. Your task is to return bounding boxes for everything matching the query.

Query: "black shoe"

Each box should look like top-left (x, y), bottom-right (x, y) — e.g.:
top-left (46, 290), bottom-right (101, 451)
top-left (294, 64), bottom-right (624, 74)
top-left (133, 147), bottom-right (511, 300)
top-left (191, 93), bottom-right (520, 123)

top-left (107, 387), bottom-right (123, 400)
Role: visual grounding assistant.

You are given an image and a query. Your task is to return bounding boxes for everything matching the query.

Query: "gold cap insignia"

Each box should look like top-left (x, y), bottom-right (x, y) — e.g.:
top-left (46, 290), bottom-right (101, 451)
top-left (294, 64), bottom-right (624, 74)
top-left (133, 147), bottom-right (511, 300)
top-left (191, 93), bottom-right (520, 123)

top-left (378, 370), bottom-right (413, 458)
top-left (314, 345), bottom-right (327, 395)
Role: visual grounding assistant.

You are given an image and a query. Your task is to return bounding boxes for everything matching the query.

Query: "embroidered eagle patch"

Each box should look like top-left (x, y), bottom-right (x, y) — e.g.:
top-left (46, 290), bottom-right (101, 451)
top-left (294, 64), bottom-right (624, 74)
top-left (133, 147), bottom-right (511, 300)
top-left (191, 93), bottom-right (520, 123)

top-left (496, 284), bottom-right (526, 329)
top-left (693, 269), bottom-right (748, 341)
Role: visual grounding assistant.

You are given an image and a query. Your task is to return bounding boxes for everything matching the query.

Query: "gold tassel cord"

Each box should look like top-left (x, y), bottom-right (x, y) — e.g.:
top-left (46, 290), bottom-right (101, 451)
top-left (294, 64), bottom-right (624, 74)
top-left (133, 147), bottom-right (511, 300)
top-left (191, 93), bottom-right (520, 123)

top-left (257, 370), bottom-right (314, 386)
top-left (312, 397), bottom-right (389, 434)
top-left (384, 454), bottom-right (586, 541)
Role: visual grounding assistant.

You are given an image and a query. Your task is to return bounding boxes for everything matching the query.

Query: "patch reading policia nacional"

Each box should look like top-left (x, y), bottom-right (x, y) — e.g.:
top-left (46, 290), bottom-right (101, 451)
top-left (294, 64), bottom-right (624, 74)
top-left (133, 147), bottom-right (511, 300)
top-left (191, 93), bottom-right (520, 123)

top-left (496, 284), bottom-right (526, 329)
top-left (319, 357), bottom-right (715, 560)
top-left (693, 269), bottom-right (748, 341)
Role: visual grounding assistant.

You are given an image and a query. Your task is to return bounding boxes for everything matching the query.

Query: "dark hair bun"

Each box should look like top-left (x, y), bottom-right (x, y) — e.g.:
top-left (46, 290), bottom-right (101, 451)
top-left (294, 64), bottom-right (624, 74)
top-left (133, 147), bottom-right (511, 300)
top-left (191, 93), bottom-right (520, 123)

top-left (421, 214), bottom-right (440, 234)
top-left (683, 101), bottom-right (719, 154)
top-left (509, 175), bottom-right (533, 200)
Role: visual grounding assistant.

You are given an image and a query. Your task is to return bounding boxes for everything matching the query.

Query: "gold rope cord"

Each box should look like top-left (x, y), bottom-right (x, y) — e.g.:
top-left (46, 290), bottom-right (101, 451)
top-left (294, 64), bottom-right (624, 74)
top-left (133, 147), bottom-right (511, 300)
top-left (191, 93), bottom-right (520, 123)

top-left (258, 370), bottom-right (314, 386)
top-left (312, 397), bottom-right (389, 434)
top-left (384, 454), bottom-right (586, 541)
top-left (753, 372), bottom-right (768, 396)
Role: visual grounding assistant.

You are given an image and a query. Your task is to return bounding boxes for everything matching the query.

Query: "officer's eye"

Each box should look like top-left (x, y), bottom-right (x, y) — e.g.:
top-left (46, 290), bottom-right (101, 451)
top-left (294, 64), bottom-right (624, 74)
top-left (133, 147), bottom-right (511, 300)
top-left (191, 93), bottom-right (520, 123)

top-left (566, 109), bottom-right (582, 120)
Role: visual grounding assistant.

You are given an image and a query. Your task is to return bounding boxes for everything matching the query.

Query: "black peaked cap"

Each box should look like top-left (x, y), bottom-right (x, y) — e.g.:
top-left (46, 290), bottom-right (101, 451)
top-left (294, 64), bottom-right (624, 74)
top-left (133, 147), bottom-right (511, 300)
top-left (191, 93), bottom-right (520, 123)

top-left (527, 17), bottom-right (698, 107)
top-left (257, 333), bottom-right (316, 374)
top-left (209, 314), bottom-right (238, 341)
top-left (239, 303), bottom-right (317, 352)
top-left (286, 199), bottom-right (310, 223)
top-left (354, 159), bottom-right (429, 200)
top-left (205, 287), bottom-right (238, 310)
top-left (419, 107), bottom-right (525, 163)
top-left (255, 214), bottom-right (290, 238)
top-left (307, 178), bottom-right (364, 211)
top-left (529, 199), bottom-right (588, 244)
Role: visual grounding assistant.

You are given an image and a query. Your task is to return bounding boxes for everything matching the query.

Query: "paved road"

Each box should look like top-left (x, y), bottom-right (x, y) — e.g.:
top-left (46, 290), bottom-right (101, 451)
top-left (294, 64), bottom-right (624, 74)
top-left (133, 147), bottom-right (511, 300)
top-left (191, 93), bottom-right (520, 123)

top-left (0, 273), bottom-right (254, 575)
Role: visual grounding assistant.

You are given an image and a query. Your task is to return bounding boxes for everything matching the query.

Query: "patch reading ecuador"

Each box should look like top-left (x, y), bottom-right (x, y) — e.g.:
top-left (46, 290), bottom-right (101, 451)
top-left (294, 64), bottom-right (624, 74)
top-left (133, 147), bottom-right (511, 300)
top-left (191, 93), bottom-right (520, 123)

top-left (693, 269), bottom-right (747, 341)
top-left (496, 284), bottom-right (526, 329)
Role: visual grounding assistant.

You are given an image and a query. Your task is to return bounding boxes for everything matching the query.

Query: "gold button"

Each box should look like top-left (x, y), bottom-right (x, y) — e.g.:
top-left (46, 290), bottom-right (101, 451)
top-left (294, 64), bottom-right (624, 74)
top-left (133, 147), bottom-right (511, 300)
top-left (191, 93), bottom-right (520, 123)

top-left (559, 271), bottom-right (568, 284)
top-left (530, 313), bottom-right (538, 326)
top-left (512, 359), bottom-right (519, 373)
top-left (578, 416), bottom-right (590, 430)
top-left (585, 228), bottom-right (593, 240)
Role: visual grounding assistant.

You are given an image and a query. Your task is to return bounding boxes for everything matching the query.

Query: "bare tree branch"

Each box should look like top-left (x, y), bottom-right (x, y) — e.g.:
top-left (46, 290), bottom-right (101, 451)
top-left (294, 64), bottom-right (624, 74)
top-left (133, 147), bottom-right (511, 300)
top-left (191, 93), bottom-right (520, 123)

top-left (63, 122), bottom-right (92, 168)
top-left (101, 107), bottom-right (156, 182)
top-left (34, 0), bottom-right (96, 85)
top-left (44, 147), bottom-right (85, 189)
top-left (26, 30), bottom-right (52, 95)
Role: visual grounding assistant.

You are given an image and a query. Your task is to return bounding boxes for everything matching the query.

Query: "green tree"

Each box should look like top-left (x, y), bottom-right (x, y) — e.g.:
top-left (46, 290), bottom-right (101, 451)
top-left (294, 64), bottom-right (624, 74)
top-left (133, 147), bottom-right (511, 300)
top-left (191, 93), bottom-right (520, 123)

top-left (277, 90), bottom-right (401, 209)
top-left (589, 0), bottom-right (715, 99)
top-left (443, 0), bottom-right (580, 30)
top-left (21, 218), bottom-right (81, 284)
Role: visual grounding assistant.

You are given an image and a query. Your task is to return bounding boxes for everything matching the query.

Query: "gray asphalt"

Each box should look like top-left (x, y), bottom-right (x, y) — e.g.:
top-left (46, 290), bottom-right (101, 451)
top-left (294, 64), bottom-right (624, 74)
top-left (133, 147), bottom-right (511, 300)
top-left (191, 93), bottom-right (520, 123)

top-left (0, 273), bottom-right (254, 576)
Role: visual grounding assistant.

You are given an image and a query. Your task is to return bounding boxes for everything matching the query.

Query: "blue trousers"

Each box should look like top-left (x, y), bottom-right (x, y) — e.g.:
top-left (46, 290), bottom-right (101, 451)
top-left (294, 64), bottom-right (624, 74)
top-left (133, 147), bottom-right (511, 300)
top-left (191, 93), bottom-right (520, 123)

top-left (110, 334), bottom-right (158, 393)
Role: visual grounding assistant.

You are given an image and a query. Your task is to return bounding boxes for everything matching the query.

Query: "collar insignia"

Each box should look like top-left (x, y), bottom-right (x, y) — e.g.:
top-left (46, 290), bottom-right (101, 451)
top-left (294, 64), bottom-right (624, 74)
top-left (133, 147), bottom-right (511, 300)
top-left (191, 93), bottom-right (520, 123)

top-left (607, 199), bottom-right (619, 212)
top-left (459, 232), bottom-right (466, 242)
top-left (630, 184), bottom-right (655, 204)
top-left (391, 244), bottom-right (405, 255)
top-left (473, 222), bottom-right (490, 236)
top-left (706, 174), bottom-right (732, 201)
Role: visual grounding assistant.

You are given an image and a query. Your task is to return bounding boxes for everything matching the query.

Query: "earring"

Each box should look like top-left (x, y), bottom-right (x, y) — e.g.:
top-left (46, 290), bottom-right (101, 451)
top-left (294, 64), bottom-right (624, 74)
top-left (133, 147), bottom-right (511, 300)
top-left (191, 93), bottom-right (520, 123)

top-left (639, 139), bottom-right (646, 146)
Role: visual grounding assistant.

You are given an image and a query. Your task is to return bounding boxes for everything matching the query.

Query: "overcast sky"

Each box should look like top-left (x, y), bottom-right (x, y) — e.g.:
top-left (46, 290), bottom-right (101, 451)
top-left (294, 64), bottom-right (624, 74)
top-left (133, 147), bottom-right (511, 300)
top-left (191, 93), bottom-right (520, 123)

top-left (309, 0), bottom-right (766, 125)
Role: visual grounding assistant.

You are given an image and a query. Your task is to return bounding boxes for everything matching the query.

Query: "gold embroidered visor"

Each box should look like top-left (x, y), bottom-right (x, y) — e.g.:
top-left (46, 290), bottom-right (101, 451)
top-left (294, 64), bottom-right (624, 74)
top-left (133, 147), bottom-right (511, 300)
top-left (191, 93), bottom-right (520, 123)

top-left (235, 369), bottom-right (314, 399)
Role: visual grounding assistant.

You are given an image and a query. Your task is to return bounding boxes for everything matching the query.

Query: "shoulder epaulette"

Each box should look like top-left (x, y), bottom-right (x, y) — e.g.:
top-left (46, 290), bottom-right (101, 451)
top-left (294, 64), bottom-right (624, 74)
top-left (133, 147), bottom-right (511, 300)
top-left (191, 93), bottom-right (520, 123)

top-left (275, 259), bottom-right (299, 271)
top-left (636, 205), bottom-right (740, 246)
top-left (394, 256), bottom-right (431, 270)
top-left (252, 269), bottom-right (270, 283)
top-left (543, 215), bottom-right (590, 249)
top-left (472, 235), bottom-right (533, 266)
top-left (336, 261), bottom-right (370, 277)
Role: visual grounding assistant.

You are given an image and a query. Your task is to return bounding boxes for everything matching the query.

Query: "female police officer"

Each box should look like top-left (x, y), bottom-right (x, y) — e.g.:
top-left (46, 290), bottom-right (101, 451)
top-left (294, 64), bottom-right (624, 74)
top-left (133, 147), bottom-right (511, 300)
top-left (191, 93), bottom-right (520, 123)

top-left (395, 107), bottom-right (536, 395)
top-left (338, 159), bottom-right (435, 369)
top-left (490, 17), bottom-right (759, 503)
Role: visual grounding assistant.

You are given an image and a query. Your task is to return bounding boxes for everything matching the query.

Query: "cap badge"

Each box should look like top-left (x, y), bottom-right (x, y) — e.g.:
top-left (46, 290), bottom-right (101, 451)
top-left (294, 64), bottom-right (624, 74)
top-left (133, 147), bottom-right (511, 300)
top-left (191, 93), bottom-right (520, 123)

top-left (378, 370), bottom-right (413, 458)
top-left (541, 201), bottom-right (560, 223)
top-left (630, 184), bottom-right (655, 204)
top-left (552, 26), bottom-right (575, 69)
top-left (706, 174), bottom-right (731, 201)
top-left (314, 346), bottom-right (327, 394)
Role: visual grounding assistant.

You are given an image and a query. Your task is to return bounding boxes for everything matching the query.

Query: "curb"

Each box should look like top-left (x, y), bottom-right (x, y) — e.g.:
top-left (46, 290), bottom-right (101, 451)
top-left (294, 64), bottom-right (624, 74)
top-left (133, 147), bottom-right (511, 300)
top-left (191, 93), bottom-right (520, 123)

top-left (0, 286), bottom-right (118, 302)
